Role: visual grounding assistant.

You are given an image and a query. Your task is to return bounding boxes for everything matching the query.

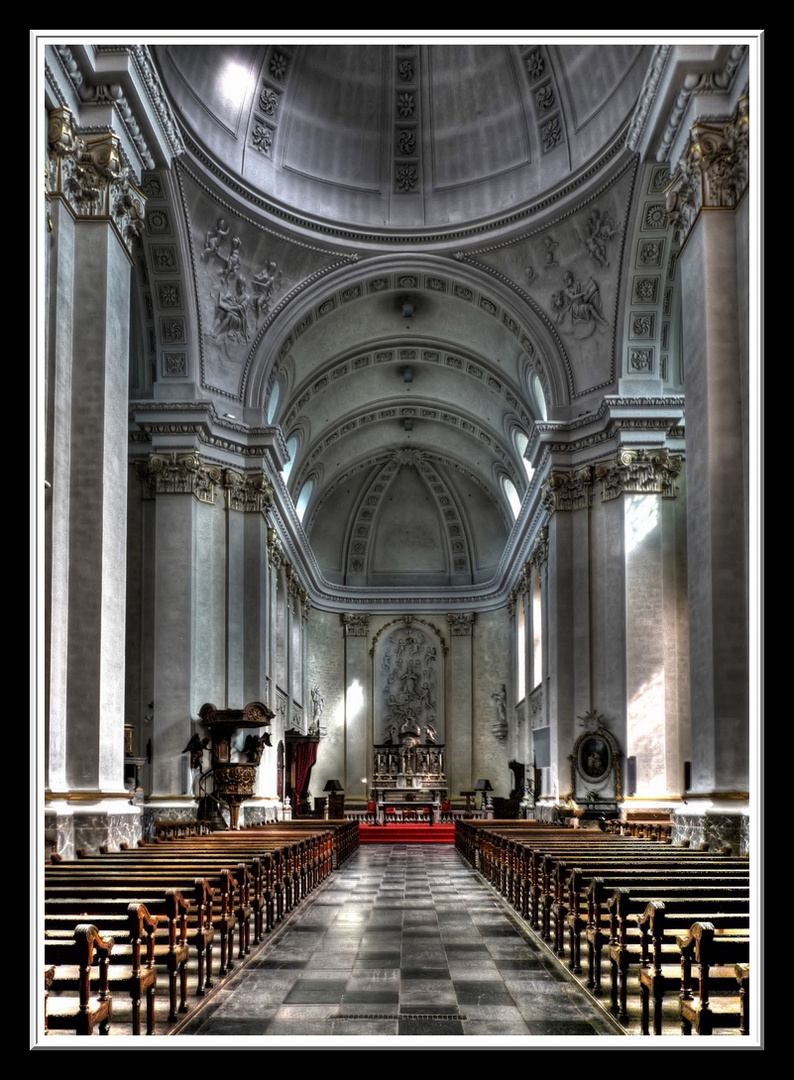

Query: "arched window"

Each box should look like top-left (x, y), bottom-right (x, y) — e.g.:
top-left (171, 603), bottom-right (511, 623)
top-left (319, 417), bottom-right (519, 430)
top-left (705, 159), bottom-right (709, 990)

top-left (502, 476), bottom-right (521, 519)
top-left (282, 435), bottom-right (299, 482)
top-left (514, 429), bottom-right (535, 482)
top-left (266, 379), bottom-right (280, 423)
top-left (295, 478), bottom-right (314, 523)
top-left (530, 372), bottom-right (547, 421)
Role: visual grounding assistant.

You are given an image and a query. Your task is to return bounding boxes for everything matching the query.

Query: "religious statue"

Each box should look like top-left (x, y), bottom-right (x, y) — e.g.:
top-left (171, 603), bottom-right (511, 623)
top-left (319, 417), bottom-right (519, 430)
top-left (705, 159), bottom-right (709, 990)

top-left (182, 733), bottom-right (209, 770)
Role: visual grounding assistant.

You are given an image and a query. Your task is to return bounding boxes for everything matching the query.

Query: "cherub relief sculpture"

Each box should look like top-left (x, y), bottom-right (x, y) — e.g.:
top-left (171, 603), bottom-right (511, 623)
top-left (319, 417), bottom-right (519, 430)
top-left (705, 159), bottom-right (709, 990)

top-left (252, 261), bottom-right (283, 321)
top-left (201, 218), bottom-right (229, 263)
top-left (211, 276), bottom-right (250, 345)
top-left (552, 270), bottom-right (609, 339)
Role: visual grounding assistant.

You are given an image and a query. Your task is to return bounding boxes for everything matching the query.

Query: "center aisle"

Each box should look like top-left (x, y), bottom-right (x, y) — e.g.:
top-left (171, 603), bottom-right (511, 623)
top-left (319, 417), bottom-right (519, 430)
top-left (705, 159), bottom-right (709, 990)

top-left (175, 843), bottom-right (623, 1040)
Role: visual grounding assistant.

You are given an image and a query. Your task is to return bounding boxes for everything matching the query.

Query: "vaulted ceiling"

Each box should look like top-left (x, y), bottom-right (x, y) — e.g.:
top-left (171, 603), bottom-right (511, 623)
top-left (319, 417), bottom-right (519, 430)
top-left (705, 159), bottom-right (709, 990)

top-left (145, 42), bottom-right (657, 595)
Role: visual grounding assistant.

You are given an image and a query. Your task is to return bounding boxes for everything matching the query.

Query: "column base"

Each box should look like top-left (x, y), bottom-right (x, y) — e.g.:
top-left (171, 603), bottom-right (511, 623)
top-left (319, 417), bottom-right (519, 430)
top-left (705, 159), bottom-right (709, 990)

top-left (45, 798), bottom-right (142, 860)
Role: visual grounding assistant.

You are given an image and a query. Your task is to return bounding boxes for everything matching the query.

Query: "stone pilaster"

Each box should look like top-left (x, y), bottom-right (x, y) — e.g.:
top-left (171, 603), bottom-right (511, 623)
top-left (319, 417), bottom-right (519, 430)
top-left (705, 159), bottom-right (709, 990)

top-left (342, 613), bottom-right (371, 794)
top-left (45, 108), bottom-right (143, 852)
top-left (446, 612), bottom-right (474, 794)
top-left (670, 98), bottom-right (749, 806)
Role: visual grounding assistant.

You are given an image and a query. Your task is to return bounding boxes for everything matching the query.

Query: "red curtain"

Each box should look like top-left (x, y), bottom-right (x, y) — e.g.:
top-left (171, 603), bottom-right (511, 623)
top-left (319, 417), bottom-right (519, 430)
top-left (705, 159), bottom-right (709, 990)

top-left (293, 740), bottom-right (318, 813)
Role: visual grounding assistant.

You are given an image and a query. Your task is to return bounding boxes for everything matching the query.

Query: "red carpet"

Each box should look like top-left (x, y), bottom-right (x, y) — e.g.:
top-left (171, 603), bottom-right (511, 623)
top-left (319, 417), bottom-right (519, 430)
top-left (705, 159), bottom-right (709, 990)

top-left (358, 822), bottom-right (455, 843)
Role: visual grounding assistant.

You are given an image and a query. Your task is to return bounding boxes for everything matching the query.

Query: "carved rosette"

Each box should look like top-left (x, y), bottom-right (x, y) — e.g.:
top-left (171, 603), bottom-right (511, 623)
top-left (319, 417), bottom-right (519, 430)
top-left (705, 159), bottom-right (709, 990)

top-left (667, 96), bottom-right (749, 246)
top-left (446, 612), bottom-right (474, 636)
top-left (136, 452), bottom-right (221, 503)
top-left (342, 613), bottom-right (370, 637)
top-left (541, 467), bottom-right (593, 513)
top-left (595, 449), bottom-right (682, 502)
top-left (47, 107), bottom-right (145, 255)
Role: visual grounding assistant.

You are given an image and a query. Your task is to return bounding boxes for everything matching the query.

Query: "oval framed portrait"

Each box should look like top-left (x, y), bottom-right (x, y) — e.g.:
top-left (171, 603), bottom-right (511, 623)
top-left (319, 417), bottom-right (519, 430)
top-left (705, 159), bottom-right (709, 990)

top-left (580, 735), bottom-right (609, 780)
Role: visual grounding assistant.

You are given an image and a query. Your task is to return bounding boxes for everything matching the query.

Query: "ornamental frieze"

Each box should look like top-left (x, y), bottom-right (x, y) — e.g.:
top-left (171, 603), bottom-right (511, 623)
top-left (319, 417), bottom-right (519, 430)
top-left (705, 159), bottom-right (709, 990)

top-left (595, 449), bottom-right (682, 501)
top-left (136, 451), bottom-right (221, 503)
top-left (47, 107), bottom-right (146, 256)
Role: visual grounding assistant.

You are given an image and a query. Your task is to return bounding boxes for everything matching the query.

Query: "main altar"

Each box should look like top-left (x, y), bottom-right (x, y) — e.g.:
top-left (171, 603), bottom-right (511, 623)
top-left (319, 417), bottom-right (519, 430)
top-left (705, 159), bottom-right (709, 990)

top-left (371, 715), bottom-right (446, 825)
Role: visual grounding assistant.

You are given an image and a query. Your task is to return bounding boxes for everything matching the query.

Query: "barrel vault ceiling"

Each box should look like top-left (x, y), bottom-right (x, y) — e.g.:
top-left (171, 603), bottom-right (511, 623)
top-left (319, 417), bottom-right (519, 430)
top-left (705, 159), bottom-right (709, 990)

top-left (135, 41), bottom-right (669, 600)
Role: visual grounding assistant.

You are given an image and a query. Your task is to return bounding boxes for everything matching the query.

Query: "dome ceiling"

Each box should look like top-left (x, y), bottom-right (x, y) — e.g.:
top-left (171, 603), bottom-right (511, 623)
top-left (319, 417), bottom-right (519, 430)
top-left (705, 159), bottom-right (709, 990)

top-left (146, 42), bottom-right (656, 598)
top-left (153, 42), bottom-right (650, 233)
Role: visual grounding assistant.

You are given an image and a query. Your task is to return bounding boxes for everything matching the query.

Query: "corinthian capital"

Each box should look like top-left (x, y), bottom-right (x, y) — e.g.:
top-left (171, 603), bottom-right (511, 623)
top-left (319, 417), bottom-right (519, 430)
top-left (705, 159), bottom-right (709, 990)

top-left (667, 96), bottom-right (749, 245)
top-left (223, 468), bottom-right (275, 514)
top-left (342, 613), bottom-right (370, 637)
top-left (541, 467), bottom-right (593, 513)
top-left (595, 449), bottom-right (682, 502)
top-left (136, 451), bottom-right (221, 503)
top-left (446, 612), bottom-right (474, 636)
top-left (47, 106), bottom-right (145, 254)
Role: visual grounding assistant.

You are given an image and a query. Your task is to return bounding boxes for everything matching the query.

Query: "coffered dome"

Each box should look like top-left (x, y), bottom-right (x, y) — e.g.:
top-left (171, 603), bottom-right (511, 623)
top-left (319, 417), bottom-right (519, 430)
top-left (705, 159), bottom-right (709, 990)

top-left (153, 42), bottom-right (651, 234)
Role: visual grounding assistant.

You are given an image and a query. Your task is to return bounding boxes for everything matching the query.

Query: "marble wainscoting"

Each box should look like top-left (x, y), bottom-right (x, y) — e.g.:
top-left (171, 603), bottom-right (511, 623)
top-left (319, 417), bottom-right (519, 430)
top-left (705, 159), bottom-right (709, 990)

top-left (672, 810), bottom-right (750, 857)
top-left (45, 801), bottom-right (143, 860)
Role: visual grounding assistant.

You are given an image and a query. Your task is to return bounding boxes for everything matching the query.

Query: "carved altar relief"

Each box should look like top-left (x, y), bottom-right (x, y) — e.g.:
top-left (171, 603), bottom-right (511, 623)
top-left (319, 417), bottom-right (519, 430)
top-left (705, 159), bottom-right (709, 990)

top-left (376, 621), bottom-right (443, 744)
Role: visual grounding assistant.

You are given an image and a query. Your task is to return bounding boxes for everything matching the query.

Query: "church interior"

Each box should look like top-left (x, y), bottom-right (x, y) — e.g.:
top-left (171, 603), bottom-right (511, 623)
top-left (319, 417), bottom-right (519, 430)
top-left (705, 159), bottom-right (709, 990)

top-left (36, 35), bottom-right (760, 1042)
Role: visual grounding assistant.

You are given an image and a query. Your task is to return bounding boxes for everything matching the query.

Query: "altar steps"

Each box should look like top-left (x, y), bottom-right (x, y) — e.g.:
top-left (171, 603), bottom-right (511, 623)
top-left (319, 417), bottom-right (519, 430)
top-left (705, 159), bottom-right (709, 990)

top-left (358, 822), bottom-right (455, 843)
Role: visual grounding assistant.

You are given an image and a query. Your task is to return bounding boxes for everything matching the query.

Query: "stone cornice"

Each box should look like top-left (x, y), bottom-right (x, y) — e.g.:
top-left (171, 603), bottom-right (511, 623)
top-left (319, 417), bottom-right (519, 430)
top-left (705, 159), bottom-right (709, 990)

top-left (129, 400), bottom-right (290, 472)
top-left (46, 44), bottom-right (183, 175)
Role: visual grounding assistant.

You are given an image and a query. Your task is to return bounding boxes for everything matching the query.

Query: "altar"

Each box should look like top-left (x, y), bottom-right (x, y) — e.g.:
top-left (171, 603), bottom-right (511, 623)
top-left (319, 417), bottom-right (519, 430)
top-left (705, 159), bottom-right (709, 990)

top-left (370, 724), bottom-right (447, 825)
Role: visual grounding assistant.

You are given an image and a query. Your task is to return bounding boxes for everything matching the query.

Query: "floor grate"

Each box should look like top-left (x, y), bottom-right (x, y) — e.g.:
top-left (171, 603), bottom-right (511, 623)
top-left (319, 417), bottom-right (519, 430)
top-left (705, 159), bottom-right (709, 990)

top-left (336, 1012), bottom-right (467, 1020)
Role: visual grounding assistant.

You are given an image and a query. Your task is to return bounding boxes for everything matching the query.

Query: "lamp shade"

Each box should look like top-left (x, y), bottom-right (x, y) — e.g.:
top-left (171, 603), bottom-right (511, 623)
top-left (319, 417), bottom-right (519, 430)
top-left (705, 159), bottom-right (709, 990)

top-left (323, 779), bottom-right (344, 793)
top-left (474, 779), bottom-right (493, 792)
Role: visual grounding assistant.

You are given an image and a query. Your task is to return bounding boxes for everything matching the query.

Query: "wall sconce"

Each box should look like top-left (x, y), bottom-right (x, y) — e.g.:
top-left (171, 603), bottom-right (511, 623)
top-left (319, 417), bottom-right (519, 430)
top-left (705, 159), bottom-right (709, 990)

top-left (404, 420), bottom-right (413, 432)
top-left (403, 367), bottom-right (413, 383)
top-left (399, 296), bottom-right (415, 318)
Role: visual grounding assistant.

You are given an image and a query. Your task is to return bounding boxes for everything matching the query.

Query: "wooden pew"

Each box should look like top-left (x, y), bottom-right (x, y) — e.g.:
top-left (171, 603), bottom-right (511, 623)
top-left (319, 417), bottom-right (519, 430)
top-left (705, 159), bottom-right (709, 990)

top-left (45, 903), bottom-right (159, 1035)
top-left (638, 903), bottom-right (750, 1035)
top-left (44, 924), bottom-right (114, 1036)
top-left (677, 922), bottom-right (750, 1035)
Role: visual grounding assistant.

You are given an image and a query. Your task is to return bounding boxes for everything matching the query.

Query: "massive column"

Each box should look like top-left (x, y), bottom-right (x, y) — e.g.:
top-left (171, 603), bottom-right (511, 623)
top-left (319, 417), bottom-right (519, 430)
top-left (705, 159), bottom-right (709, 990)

top-left (667, 98), bottom-right (750, 851)
top-left (44, 108), bottom-right (145, 856)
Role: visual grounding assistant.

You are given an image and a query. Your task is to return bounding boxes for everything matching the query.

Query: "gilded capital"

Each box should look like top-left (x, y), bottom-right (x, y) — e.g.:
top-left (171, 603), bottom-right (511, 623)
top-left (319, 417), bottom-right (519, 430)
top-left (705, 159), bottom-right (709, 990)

top-left (342, 613), bottom-right (370, 637)
top-left (223, 468), bottom-right (274, 514)
top-left (529, 525), bottom-right (549, 569)
top-left (541, 467), bottom-right (593, 513)
top-left (47, 106), bottom-right (145, 254)
top-left (595, 449), bottom-right (682, 502)
top-left (446, 612), bottom-right (475, 636)
top-left (667, 96), bottom-right (749, 245)
top-left (136, 451), bottom-right (220, 503)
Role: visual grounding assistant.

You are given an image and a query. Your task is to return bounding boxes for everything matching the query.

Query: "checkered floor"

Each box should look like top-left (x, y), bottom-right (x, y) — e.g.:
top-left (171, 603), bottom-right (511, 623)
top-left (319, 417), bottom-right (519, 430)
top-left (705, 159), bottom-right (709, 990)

top-left (174, 844), bottom-right (623, 1041)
